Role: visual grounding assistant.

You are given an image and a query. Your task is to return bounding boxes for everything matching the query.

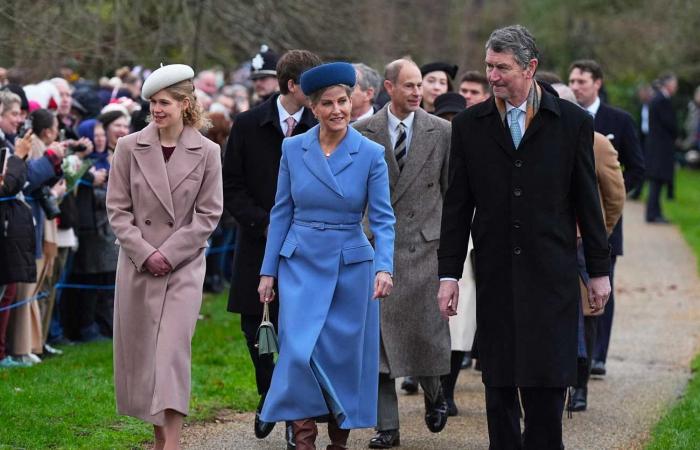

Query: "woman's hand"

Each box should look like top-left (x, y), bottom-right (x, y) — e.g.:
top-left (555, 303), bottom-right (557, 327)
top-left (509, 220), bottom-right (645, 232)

top-left (373, 271), bottom-right (393, 299)
top-left (258, 276), bottom-right (276, 303)
top-left (14, 130), bottom-right (33, 160)
top-left (51, 179), bottom-right (67, 198)
top-left (145, 250), bottom-right (172, 277)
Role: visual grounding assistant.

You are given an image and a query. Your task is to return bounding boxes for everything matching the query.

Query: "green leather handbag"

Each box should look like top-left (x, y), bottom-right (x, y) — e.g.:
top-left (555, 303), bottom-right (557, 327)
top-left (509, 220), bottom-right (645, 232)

top-left (255, 302), bottom-right (279, 356)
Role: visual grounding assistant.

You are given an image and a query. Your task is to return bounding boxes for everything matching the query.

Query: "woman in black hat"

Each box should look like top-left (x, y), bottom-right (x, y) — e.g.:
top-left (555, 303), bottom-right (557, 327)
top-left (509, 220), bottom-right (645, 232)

top-left (420, 62), bottom-right (458, 114)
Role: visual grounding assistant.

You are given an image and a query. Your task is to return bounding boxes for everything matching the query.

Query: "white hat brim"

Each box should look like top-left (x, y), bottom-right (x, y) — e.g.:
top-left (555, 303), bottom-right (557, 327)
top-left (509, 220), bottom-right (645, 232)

top-left (141, 64), bottom-right (195, 100)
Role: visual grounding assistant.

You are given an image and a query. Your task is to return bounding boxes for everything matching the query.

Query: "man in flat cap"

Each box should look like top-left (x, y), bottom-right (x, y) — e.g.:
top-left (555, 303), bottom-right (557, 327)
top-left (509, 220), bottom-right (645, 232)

top-left (250, 45), bottom-right (280, 106)
top-left (223, 49), bottom-right (321, 450)
top-left (355, 58), bottom-right (452, 448)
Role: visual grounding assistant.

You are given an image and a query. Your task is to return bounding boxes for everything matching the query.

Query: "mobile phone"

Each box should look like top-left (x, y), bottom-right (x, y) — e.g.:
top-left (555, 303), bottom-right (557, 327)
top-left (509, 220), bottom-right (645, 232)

top-left (18, 118), bottom-right (32, 138)
top-left (59, 129), bottom-right (66, 142)
top-left (0, 147), bottom-right (8, 174)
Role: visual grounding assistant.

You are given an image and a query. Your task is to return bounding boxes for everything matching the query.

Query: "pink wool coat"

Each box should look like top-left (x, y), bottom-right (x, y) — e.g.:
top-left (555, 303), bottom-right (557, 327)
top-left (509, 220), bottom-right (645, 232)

top-left (106, 122), bottom-right (223, 425)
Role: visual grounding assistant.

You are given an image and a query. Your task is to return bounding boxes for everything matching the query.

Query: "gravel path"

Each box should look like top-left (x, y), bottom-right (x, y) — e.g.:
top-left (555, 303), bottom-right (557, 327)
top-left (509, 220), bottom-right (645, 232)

top-left (181, 201), bottom-right (700, 449)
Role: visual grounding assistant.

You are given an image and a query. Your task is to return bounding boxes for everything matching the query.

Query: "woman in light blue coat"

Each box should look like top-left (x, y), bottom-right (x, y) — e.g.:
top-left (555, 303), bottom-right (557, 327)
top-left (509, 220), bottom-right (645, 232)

top-left (257, 62), bottom-right (395, 449)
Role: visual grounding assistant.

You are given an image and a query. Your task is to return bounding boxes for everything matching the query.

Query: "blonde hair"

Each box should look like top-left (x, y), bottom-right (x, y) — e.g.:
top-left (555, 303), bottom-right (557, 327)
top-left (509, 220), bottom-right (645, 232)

top-left (149, 79), bottom-right (211, 131)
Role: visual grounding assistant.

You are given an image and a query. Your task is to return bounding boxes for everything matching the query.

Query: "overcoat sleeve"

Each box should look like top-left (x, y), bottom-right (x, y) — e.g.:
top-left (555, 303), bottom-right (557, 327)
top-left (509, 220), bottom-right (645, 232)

top-left (617, 113), bottom-right (645, 192)
top-left (593, 134), bottom-right (625, 235)
top-left (159, 143), bottom-right (224, 270)
top-left (106, 138), bottom-right (157, 270)
top-left (222, 118), bottom-right (269, 237)
top-left (260, 142), bottom-right (294, 277)
top-left (573, 118), bottom-right (611, 277)
top-left (366, 145), bottom-right (395, 274)
top-left (0, 155), bottom-right (27, 196)
top-left (437, 118), bottom-right (474, 279)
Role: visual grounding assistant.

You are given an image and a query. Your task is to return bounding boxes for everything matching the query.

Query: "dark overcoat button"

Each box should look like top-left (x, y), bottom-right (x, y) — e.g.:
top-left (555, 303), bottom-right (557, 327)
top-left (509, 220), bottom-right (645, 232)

top-left (145, 219), bottom-right (152, 225)
top-left (513, 188), bottom-right (522, 197)
top-left (409, 245), bottom-right (416, 253)
top-left (167, 221), bottom-right (174, 227)
top-left (514, 160), bottom-right (523, 168)
top-left (513, 220), bottom-right (522, 229)
top-left (428, 182), bottom-right (434, 188)
top-left (514, 247), bottom-right (522, 255)
top-left (408, 211), bottom-right (415, 218)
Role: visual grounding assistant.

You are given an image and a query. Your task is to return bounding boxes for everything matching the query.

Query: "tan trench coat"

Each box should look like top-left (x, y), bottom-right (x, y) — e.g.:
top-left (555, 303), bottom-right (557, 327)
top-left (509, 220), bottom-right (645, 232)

top-left (106, 123), bottom-right (223, 425)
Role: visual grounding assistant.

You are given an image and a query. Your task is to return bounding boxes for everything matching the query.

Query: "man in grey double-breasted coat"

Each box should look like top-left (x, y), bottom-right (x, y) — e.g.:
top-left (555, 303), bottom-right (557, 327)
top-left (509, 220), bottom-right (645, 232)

top-left (354, 59), bottom-right (451, 447)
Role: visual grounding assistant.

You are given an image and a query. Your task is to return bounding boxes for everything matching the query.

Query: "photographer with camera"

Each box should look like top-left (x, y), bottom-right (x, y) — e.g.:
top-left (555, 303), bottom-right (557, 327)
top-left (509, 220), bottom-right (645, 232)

top-left (0, 104), bottom-right (38, 368)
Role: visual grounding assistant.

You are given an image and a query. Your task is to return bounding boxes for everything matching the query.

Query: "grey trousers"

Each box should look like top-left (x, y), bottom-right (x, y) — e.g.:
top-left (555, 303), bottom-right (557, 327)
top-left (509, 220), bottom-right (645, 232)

top-left (377, 373), bottom-right (441, 431)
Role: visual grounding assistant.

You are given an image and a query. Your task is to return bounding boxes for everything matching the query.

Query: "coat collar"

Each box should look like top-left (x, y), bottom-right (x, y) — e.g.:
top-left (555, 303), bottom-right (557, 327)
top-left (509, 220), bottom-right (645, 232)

top-left (477, 84), bottom-right (561, 157)
top-left (132, 122), bottom-right (204, 219)
top-left (260, 93), bottom-right (317, 137)
top-left (301, 125), bottom-right (362, 198)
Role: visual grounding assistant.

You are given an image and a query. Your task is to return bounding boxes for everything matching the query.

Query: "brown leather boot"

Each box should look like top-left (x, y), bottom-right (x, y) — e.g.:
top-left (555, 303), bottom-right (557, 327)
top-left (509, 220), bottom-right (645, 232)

top-left (292, 419), bottom-right (318, 450)
top-left (327, 418), bottom-right (350, 450)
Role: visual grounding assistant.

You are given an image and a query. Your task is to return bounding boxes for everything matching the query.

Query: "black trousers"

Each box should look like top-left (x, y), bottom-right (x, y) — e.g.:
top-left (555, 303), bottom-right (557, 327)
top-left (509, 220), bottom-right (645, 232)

top-left (646, 178), bottom-right (666, 220)
top-left (241, 311), bottom-right (278, 396)
top-left (485, 386), bottom-right (566, 450)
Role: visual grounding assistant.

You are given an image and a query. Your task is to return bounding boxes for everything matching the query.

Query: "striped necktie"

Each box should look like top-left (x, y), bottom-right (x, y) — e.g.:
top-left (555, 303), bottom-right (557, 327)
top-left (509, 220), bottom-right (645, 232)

top-left (394, 122), bottom-right (407, 171)
top-left (508, 108), bottom-right (523, 149)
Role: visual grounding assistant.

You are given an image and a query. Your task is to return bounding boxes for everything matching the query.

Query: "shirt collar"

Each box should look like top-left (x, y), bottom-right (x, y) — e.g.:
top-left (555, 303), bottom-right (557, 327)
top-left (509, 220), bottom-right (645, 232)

top-left (586, 96), bottom-right (601, 118)
top-left (354, 106), bottom-right (374, 123)
top-left (277, 95), bottom-right (304, 124)
top-left (505, 100), bottom-right (527, 114)
top-left (387, 105), bottom-right (415, 131)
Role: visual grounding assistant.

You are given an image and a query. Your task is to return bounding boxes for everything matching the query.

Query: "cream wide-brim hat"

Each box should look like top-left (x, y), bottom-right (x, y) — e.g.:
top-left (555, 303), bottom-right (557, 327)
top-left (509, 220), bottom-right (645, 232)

top-left (141, 64), bottom-right (195, 101)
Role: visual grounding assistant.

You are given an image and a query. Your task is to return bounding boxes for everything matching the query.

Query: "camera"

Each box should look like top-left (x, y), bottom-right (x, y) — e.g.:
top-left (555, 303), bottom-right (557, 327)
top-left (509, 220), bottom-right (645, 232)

top-left (34, 185), bottom-right (61, 220)
top-left (68, 143), bottom-right (87, 154)
top-left (18, 118), bottom-right (32, 138)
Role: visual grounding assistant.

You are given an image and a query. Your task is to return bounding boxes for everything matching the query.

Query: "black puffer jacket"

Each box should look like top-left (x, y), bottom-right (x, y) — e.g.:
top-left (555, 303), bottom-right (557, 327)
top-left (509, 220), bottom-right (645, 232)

top-left (0, 155), bottom-right (36, 284)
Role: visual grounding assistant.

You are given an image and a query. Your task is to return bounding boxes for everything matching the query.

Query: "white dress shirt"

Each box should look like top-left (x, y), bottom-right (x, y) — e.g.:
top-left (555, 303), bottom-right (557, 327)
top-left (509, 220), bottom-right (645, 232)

top-left (277, 96), bottom-right (304, 136)
top-left (352, 106), bottom-right (375, 123)
top-left (387, 106), bottom-right (415, 154)
top-left (585, 96), bottom-right (601, 118)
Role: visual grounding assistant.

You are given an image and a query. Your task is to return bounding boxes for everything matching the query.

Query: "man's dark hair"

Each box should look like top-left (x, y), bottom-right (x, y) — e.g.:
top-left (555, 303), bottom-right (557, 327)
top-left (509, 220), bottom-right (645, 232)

top-left (485, 25), bottom-right (539, 70)
top-left (460, 71), bottom-right (489, 92)
top-left (658, 72), bottom-right (677, 86)
top-left (569, 59), bottom-right (604, 81)
top-left (277, 50), bottom-right (322, 95)
top-left (535, 70), bottom-right (563, 85)
top-left (29, 108), bottom-right (56, 137)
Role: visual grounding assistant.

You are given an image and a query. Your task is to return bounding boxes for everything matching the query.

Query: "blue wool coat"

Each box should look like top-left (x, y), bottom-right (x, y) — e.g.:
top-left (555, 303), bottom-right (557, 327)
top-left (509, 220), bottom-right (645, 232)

top-left (259, 125), bottom-right (395, 429)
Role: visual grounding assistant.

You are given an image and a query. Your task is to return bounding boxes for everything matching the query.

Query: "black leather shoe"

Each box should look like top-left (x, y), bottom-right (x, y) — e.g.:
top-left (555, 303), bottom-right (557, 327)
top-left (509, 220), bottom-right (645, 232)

top-left (591, 360), bottom-right (606, 376)
top-left (446, 398), bottom-right (458, 417)
top-left (254, 396), bottom-right (275, 438)
top-left (424, 388), bottom-right (448, 433)
top-left (400, 376), bottom-right (419, 394)
top-left (569, 387), bottom-right (587, 411)
top-left (460, 353), bottom-right (472, 370)
top-left (368, 429), bottom-right (400, 448)
top-left (285, 422), bottom-right (295, 449)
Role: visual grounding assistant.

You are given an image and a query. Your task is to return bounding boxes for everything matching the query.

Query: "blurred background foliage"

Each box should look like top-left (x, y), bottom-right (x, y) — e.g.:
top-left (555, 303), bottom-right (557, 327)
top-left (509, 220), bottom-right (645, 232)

top-left (1, 0), bottom-right (699, 111)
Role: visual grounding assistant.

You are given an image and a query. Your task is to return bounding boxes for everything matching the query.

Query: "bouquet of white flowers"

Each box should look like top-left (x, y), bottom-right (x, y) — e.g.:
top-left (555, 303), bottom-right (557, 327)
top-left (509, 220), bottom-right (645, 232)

top-left (61, 154), bottom-right (93, 198)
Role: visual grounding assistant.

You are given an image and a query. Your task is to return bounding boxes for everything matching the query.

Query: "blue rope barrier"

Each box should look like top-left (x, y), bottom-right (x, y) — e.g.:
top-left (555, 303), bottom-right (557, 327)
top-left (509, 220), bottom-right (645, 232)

top-left (55, 283), bottom-right (115, 291)
top-left (0, 195), bottom-right (17, 202)
top-left (205, 244), bottom-right (236, 256)
top-left (0, 291), bottom-right (49, 312)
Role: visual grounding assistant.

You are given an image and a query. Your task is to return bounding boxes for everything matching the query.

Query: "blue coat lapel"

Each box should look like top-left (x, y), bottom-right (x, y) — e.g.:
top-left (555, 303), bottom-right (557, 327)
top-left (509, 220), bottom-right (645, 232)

top-left (302, 125), bottom-right (353, 198)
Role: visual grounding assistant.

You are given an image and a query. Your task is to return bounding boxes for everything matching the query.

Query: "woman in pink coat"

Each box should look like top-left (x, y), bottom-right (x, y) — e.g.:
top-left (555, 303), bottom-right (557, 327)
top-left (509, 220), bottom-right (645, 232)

top-left (106, 64), bottom-right (223, 450)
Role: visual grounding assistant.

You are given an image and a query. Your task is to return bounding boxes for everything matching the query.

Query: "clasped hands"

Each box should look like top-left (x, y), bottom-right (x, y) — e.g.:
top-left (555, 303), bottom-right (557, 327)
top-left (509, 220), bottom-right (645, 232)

top-left (257, 271), bottom-right (393, 304)
top-left (145, 250), bottom-right (172, 277)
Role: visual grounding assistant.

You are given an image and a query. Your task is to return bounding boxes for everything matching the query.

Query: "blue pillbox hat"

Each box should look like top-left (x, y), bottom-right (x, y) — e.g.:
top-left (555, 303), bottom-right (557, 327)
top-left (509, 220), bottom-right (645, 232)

top-left (300, 62), bottom-right (356, 96)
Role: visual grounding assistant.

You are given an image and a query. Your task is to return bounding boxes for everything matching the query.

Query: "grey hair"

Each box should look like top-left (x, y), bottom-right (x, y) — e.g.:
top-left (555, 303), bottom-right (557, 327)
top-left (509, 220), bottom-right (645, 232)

top-left (309, 84), bottom-right (353, 105)
top-left (353, 63), bottom-right (381, 99)
top-left (0, 91), bottom-right (21, 111)
top-left (552, 83), bottom-right (577, 104)
top-left (485, 25), bottom-right (539, 69)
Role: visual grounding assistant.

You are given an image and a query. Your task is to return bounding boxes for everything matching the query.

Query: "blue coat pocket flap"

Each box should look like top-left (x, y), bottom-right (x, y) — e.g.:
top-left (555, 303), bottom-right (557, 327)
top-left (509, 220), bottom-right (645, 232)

top-left (342, 244), bottom-right (375, 265)
top-left (279, 240), bottom-right (298, 258)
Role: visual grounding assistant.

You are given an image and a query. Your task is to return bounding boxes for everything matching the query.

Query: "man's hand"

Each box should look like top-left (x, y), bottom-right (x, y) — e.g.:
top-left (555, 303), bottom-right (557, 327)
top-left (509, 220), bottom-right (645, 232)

top-left (588, 276), bottom-right (611, 312)
top-left (144, 250), bottom-right (172, 277)
top-left (437, 279), bottom-right (459, 320)
top-left (373, 272), bottom-right (393, 299)
top-left (258, 276), bottom-right (276, 303)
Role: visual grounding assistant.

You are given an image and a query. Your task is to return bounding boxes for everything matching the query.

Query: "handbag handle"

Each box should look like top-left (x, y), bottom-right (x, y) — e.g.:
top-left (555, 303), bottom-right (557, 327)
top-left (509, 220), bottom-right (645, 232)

top-left (262, 301), bottom-right (270, 323)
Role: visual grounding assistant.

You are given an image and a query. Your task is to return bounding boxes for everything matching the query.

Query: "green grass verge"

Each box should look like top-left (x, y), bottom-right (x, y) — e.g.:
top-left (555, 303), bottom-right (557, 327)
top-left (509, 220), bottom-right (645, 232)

top-left (646, 168), bottom-right (700, 449)
top-left (0, 293), bottom-right (257, 449)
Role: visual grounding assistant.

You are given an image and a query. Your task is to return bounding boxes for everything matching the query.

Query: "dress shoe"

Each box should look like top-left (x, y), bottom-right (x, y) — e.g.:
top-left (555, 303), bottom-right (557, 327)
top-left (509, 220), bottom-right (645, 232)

top-left (286, 422), bottom-right (296, 449)
top-left (591, 360), bottom-right (606, 376)
top-left (368, 429), bottom-right (400, 448)
top-left (460, 353), bottom-right (472, 370)
top-left (646, 216), bottom-right (670, 224)
top-left (569, 387), bottom-right (587, 411)
top-left (400, 376), bottom-right (419, 394)
top-left (446, 398), bottom-right (459, 416)
top-left (424, 388), bottom-right (448, 433)
top-left (254, 396), bottom-right (275, 438)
